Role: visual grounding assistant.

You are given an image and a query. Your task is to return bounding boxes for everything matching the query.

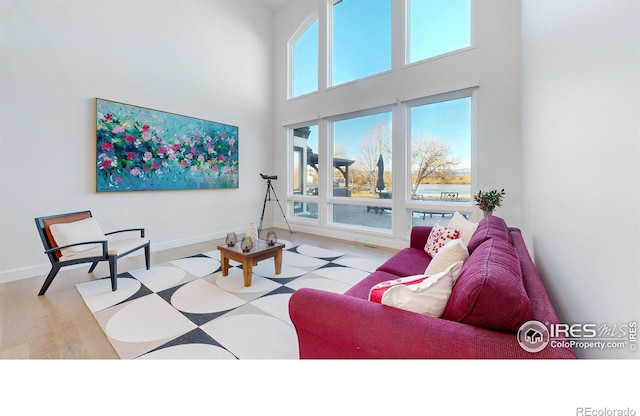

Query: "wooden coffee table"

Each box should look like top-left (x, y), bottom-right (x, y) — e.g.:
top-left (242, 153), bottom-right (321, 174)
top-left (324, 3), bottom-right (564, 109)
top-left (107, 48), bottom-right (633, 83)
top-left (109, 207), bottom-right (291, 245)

top-left (217, 239), bottom-right (285, 287)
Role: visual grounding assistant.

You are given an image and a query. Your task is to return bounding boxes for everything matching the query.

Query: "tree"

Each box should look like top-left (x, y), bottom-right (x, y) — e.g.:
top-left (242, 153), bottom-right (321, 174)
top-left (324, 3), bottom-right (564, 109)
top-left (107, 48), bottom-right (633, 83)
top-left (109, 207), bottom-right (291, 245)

top-left (356, 121), bottom-right (391, 190)
top-left (411, 136), bottom-right (459, 195)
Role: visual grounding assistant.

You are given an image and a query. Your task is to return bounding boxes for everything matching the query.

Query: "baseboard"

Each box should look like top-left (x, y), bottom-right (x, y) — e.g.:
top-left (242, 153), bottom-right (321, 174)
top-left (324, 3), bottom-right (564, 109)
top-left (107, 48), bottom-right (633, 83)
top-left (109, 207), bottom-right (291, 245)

top-left (1, 220), bottom-right (403, 285)
top-left (0, 228), bottom-right (244, 285)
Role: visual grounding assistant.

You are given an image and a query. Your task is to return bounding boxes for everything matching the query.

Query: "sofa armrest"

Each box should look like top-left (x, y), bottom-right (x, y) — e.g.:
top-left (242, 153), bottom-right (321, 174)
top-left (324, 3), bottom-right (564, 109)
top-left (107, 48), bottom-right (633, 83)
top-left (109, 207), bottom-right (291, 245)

top-left (289, 288), bottom-right (574, 359)
top-left (410, 226), bottom-right (432, 250)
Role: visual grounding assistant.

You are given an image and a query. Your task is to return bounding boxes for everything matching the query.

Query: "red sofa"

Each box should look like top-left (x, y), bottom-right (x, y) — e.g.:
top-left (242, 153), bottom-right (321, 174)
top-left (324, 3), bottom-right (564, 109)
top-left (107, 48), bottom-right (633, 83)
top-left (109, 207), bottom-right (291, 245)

top-left (289, 216), bottom-right (577, 359)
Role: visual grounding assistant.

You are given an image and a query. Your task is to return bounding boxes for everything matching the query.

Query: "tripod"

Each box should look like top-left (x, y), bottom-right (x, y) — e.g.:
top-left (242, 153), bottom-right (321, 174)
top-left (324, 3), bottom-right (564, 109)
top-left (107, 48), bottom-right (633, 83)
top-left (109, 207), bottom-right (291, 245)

top-left (258, 178), bottom-right (292, 237)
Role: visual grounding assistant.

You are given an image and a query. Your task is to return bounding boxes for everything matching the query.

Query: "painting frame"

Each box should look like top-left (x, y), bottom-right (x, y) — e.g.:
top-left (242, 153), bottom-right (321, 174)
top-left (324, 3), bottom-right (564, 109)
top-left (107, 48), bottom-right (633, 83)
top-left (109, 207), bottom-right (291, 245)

top-left (95, 98), bottom-right (239, 192)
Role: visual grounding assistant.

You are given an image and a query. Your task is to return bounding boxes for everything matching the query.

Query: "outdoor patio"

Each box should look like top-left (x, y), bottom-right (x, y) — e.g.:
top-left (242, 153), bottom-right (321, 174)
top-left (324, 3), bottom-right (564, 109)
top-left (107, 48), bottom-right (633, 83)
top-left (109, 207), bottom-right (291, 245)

top-left (294, 202), bottom-right (468, 230)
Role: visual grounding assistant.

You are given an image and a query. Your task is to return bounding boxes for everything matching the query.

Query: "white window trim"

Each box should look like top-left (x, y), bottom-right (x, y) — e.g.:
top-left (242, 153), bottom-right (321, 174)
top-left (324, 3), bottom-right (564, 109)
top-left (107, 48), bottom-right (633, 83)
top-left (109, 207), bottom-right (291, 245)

top-left (287, 10), bottom-right (320, 100)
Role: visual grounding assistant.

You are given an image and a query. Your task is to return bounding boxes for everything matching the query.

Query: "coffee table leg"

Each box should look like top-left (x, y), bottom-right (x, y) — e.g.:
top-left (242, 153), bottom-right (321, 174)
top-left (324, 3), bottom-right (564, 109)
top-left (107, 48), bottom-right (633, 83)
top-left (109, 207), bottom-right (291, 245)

top-left (274, 249), bottom-right (282, 275)
top-left (243, 260), bottom-right (252, 287)
top-left (221, 255), bottom-right (229, 276)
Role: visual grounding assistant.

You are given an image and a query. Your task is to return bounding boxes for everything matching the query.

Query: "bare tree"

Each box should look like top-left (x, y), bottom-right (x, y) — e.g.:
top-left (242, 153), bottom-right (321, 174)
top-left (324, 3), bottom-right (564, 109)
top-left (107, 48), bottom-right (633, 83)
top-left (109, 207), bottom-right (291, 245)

top-left (356, 121), bottom-right (391, 189)
top-left (411, 136), bottom-right (459, 195)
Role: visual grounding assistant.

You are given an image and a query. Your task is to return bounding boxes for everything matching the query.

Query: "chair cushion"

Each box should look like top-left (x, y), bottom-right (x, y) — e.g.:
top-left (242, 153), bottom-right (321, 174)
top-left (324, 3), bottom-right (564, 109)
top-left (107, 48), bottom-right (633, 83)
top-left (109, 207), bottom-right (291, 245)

top-left (59, 238), bottom-right (149, 261)
top-left (49, 217), bottom-right (106, 257)
top-left (442, 238), bottom-right (531, 332)
top-left (42, 212), bottom-right (92, 259)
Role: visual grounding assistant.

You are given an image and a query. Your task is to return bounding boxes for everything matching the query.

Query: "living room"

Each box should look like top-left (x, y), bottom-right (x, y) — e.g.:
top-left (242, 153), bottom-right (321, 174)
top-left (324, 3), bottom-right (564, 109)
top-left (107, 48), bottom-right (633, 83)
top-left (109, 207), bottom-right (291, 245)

top-left (0, 0), bottom-right (638, 411)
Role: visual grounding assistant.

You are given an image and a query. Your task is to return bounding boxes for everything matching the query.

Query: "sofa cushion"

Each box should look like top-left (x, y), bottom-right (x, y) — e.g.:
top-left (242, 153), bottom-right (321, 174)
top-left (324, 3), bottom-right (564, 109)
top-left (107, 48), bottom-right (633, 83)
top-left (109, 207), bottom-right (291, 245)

top-left (424, 224), bottom-right (460, 257)
top-left (376, 247), bottom-right (431, 277)
top-left (447, 212), bottom-right (478, 246)
top-left (466, 215), bottom-right (512, 253)
top-left (369, 262), bottom-right (463, 317)
top-left (425, 238), bottom-right (469, 275)
top-left (442, 238), bottom-right (531, 332)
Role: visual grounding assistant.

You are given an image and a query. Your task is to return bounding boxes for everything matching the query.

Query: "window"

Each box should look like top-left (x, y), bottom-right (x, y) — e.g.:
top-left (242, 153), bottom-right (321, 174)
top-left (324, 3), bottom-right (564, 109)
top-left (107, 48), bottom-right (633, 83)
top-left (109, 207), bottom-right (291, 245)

top-left (408, 94), bottom-right (471, 207)
top-left (284, 3), bottom-right (477, 235)
top-left (330, 0), bottom-right (392, 86)
top-left (291, 18), bottom-right (318, 98)
top-left (291, 125), bottom-right (319, 219)
top-left (332, 111), bottom-right (392, 198)
top-left (408, 0), bottom-right (471, 64)
top-left (331, 110), bottom-right (392, 230)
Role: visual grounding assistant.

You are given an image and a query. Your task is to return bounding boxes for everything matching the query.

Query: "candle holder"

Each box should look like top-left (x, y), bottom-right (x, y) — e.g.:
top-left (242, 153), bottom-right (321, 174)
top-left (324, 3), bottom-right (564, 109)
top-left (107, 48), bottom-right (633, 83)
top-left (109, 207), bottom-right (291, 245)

top-left (225, 232), bottom-right (237, 247)
top-left (240, 236), bottom-right (253, 252)
top-left (266, 231), bottom-right (278, 246)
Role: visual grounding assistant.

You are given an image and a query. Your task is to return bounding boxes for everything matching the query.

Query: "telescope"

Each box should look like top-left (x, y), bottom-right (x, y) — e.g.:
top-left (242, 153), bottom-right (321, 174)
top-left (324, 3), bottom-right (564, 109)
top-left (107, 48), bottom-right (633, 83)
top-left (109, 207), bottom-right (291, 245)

top-left (260, 174), bottom-right (277, 180)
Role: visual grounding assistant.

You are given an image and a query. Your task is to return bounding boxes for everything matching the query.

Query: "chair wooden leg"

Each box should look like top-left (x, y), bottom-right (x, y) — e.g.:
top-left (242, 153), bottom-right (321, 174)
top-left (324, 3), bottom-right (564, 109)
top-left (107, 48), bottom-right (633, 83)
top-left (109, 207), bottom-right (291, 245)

top-left (109, 256), bottom-right (118, 291)
top-left (88, 261), bottom-right (99, 273)
top-left (145, 243), bottom-right (150, 270)
top-left (38, 266), bottom-right (61, 296)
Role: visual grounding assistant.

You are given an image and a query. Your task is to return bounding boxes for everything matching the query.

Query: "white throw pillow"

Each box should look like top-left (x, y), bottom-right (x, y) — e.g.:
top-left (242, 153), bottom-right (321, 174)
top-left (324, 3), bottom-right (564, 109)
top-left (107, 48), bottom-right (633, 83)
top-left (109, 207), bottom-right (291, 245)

top-left (49, 217), bottom-right (106, 257)
top-left (379, 261), bottom-right (463, 317)
top-left (447, 211), bottom-right (478, 246)
top-left (425, 238), bottom-right (469, 276)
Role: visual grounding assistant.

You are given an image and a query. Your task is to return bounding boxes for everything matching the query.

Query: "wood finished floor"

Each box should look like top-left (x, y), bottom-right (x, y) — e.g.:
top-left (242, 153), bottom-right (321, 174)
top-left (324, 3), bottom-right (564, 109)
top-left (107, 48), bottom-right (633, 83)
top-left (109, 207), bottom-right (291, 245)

top-left (0, 228), bottom-right (397, 359)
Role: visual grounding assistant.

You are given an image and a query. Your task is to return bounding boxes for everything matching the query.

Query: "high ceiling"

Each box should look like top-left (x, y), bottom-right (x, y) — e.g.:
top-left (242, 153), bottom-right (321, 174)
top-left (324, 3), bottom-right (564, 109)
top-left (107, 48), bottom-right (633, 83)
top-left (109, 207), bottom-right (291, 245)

top-left (259, 0), bottom-right (293, 11)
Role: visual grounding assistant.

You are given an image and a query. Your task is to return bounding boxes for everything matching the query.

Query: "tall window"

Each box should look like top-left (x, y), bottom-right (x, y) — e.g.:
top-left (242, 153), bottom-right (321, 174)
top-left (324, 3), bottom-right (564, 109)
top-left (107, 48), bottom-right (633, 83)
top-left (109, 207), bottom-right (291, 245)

top-left (408, 94), bottom-right (471, 209)
top-left (291, 18), bottom-right (318, 98)
top-left (331, 0), bottom-right (392, 86)
top-left (291, 125), bottom-right (319, 219)
top-left (331, 111), bottom-right (392, 230)
top-left (408, 0), bottom-right (471, 63)
top-left (332, 111), bottom-right (392, 198)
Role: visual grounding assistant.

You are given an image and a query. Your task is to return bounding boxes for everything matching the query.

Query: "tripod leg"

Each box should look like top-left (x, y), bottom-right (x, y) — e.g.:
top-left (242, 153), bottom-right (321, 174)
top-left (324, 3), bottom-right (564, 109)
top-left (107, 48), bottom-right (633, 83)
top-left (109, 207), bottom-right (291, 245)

top-left (268, 182), bottom-right (293, 234)
top-left (258, 181), bottom-right (271, 236)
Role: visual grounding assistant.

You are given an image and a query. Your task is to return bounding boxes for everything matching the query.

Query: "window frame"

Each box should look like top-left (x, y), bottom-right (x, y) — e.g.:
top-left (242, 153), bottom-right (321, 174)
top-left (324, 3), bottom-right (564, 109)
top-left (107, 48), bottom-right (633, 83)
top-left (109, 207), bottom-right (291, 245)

top-left (403, 87), bottom-right (477, 221)
top-left (404, 0), bottom-right (475, 67)
top-left (288, 12), bottom-right (320, 99)
top-left (327, 0), bottom-right (394, 88)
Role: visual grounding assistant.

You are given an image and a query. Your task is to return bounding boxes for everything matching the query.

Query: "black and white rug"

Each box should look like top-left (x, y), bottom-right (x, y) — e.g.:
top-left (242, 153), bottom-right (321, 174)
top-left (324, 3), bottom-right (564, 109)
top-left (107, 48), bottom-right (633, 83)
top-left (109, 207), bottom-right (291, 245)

top-left (76, 241), bottom-right (384, 359)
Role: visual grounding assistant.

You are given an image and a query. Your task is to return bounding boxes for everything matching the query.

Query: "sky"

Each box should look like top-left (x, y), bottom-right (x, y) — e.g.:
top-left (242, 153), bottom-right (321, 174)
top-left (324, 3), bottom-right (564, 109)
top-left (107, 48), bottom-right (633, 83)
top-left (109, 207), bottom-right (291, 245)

top-left (293, 0), bottom-right (471, 170)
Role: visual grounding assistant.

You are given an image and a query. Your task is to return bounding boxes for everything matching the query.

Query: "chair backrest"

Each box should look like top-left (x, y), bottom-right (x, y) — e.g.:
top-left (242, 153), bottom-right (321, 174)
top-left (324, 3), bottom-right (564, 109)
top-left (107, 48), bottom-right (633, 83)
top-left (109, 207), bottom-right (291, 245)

top-left (35, 211), bottom-right (93, 261)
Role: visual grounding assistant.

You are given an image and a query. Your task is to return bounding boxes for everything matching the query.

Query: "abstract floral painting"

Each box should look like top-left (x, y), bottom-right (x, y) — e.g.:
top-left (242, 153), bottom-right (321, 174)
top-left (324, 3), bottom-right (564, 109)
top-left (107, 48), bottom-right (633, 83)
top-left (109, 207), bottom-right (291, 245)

top-left (96, 98), bottom-right (239, 192)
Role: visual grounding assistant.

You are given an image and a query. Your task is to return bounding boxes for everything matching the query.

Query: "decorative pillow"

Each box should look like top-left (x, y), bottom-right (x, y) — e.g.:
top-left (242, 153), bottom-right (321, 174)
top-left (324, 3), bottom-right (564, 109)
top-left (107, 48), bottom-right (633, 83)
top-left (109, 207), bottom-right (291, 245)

top-left (447, 211), bottom-right (478, 246)
top-left (368, 274), bottom-right (430, 304)
top-left (369, 262), bottom-right (463, 317)
top-left (425, 238), bottom-right (469, 275)
top-left (424, 224), bottom-right (460, 257)
top-left (49, 217), bottom-right (106, 257)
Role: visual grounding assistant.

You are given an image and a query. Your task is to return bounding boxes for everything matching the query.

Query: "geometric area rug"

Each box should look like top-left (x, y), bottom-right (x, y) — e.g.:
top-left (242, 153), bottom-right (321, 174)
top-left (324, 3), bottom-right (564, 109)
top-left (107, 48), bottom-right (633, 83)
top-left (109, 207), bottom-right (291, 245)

top-left (75, 241), bottom-right (386, 359)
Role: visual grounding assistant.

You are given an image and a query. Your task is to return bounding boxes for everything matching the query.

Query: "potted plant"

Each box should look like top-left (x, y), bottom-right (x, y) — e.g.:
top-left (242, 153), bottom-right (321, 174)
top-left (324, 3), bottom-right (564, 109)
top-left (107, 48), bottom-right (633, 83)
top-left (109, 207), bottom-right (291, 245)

top-left (474, 189), bottom-right (506, 216)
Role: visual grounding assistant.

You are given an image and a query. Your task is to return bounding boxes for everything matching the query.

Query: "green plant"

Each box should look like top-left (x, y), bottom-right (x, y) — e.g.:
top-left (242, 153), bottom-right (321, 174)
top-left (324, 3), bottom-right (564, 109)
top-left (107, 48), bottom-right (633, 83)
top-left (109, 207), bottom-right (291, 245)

top-left (474, 189), bottom-right (506, 212)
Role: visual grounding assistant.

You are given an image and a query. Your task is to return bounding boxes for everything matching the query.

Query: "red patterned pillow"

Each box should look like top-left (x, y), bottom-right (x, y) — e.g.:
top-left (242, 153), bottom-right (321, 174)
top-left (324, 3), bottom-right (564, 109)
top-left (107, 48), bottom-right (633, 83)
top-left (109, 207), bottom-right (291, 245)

top-left (424, 224), bottom-right (460, 257)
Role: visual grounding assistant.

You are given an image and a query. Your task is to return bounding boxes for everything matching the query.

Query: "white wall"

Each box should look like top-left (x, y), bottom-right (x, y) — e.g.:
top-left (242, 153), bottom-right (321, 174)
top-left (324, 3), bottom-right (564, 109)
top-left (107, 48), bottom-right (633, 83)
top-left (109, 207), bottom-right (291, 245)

top-left (0, 0), bottom-right (275, 282)
top-left (522, 0), bottom-right (640, 358)
top-left (271, 0), bottom-right (523, 247)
